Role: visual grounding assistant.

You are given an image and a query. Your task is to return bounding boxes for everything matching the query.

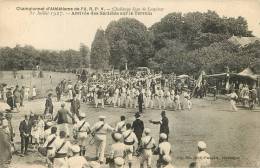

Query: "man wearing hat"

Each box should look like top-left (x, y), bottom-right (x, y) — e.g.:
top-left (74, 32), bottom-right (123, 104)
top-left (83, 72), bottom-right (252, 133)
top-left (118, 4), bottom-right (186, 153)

top-left (149, 111), bottom-right (169, 142)
top-left (132, 113), bottom-right (144, 146)
top-left (53, 103), bottom-right (73, 137)
top-left (195, 141), bottom-right (210, 168)
top-left (122, 123), bottom-right (138, 168)
top-left (52, 131), bottom-right (72, 168)
top-left (43, 126), bottom-right (57, 167)
top-left (19, 115), bottom-right (31, 156)
top-left (91, 115), bottom-right (114, 164)
top-left (155, 133), bottom-right (171, 168)
top-left (68, 144), bottom-right (88, 168)
top-left (73, 112), bottom-right (91, 156)
top-left (108, 132), bottom-right (127, 168)
top-left (70, 93), bottom-right (81, 120)
top-left (139, 128), bottom-right (156, 168)
top-left (162, 155), bottom-right (174, 168)
top-left (44, 93), bottom-right (54, 117)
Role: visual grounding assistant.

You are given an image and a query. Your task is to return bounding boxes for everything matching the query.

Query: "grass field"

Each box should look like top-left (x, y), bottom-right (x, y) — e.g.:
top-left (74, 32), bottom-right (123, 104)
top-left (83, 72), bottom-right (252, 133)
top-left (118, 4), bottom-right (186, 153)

top-left (0, 70), bottom-right (77, 98)
top-left (6, 96), bottom-right (260, 168)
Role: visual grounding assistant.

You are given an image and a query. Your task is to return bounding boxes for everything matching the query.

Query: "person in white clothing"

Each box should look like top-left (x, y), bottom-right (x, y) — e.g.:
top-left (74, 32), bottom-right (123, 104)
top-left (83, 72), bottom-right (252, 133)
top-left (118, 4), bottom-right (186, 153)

top-left (108, 133), bottom-right (127, 168)
top-left (52, 131), bottom-right (72, 168)
top-left (32, 86), bottom-right (37, 100)
top-left (162, 155), bottom-right (174, 168)
top-left (122, 123), bottom-right (138, 168)
top-left (91, 116), bottom-right (114, 164)
top-left (73, 112), bottom-right (91, 156)
top-left (226, 90), bottom-right (238, 111)
top-left (145, 88), bottom-right (152, 108)
top-left (115, 116), bottom-right (126, 133)
top-left (125, 88), bottom-right (132, 108)
top-left (114, 157), bottom-right (125, 168)
top-left (67, 145), bottom-right (88, 168)
top-left (195, 141), bottom-right (210, 168)
top-left (156, 133), bottom-right (171, 168)
top-left (43, 126), bottom-right (57, 168)
top-left (140, 128), bottom-right (156, 168)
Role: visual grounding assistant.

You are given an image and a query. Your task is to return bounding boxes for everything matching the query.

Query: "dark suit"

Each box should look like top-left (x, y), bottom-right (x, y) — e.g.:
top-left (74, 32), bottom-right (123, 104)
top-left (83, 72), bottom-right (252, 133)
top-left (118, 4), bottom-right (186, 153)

top-left (44, 97), bottom-right (53, 115)
top-left (70, 99), bottom-right (80, 118)
top-left (138, 93), bottom-right (144, 113)
top-left (152, 116), bottom-right (169, 142)
top-left (132, 118), bottom-right (144, 145)
top-left (54, 108), bottom-right (72, 124)
top-left (19, 120), bottom-right (31, 154)
top-left (56, 85), bottom-right (62, 101)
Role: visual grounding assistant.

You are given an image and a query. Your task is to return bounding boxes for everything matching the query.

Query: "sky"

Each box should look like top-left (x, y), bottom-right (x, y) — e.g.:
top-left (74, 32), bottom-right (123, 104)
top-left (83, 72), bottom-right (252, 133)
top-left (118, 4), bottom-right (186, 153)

top-left (0, 0), bottom-right (259, 50)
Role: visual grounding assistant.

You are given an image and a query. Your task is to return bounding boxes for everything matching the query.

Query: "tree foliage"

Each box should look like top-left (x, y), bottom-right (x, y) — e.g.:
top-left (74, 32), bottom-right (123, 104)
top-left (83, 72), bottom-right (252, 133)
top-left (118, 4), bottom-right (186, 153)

top-left (0, 44), bottom-right (88, 71)
top-left (0, 10), bottom-right (258, 76)
top-left (90, 29), bottom-right (110, 70)
top-left (105, 18), bottom-right (154, 69)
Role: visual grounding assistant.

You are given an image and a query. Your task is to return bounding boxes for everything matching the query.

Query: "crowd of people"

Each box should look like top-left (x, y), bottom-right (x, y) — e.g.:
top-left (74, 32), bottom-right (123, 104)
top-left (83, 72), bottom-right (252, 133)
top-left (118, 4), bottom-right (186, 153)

top-left (0, 106), bottom-right (211, 168)
top-left (55, 72), bottom-right (194, 113)
top-left (1, 70), bottom-right (260, 168)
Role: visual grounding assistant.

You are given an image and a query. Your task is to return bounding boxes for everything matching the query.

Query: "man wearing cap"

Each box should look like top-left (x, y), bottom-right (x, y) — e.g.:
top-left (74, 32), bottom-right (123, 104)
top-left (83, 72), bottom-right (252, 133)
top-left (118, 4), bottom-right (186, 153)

top-left (52, 131), bottom-right (72, 168)
top-left (139, 128), bottom-right (156, 168)
top-left (195, 141), bottom-right (210, 168)
top-left (91, 115), bottom-right (114, 164)
top-left (115, 116), bottom-right (126, 133)
top-left (155, 133), bottom-right (171, 168)
top-left (70, 93), bottom-right (81, 119)
top-left (73, 112), bottom-right (91, 156)
top-left (122, 123), bottom-right (138, 168)
top-left (132, 113), bottom-right (144, 146)
top-left (108, 133), bottom-right (127, 168)
top-left (149, 111), bottom-right (169, 142)
top-left (68, 144), bottom-right (88, 168)
top-left (162, 155), bottom-right (174, 168)
top-left (53, 103), bottom-right (73, 137)
top-left (44, 93), bottom-right (54, 117)
top-left (43, 126), bottom-right (57, 168)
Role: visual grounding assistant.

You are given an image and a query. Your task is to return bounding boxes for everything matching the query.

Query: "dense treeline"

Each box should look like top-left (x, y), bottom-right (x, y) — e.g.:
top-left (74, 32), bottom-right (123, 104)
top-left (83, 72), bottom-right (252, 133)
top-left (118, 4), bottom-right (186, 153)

top-left (0, 10), bottom-right (259, 75)
top-left (0, 43), bottom-right (90, 71)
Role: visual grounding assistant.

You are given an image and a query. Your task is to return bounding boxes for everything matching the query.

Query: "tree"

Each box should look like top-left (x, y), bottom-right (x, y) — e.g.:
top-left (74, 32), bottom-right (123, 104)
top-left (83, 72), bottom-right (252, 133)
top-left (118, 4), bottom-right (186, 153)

top-left (90, 29), bottom-right (110, 70)
top-left (106, 18), bottom-right (154, 69)
top-left (79, 43), bottom-right (90, 68)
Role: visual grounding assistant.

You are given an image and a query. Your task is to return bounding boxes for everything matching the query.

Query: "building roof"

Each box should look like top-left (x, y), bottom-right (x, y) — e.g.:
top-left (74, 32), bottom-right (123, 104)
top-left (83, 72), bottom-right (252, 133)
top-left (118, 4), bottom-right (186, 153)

top-left (238, 67), bottom-right (257, 80)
